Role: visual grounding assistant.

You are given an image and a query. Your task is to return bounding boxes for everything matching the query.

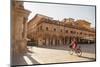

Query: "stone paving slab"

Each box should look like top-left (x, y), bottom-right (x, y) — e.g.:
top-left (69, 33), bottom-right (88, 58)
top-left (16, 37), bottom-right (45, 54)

top-left (26, 46), bottom-right (95, 64)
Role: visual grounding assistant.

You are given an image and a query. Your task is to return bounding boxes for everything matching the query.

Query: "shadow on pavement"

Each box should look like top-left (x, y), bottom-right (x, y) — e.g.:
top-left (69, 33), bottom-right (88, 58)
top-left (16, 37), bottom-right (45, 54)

top-left (25, 53), bottom-right (40, 65)
top-left (11, 53), bottom-right (40, 66)
top-left (78, 56), bottom-right (96, 61)
top-left (11, 54), bottom-right (28, 66)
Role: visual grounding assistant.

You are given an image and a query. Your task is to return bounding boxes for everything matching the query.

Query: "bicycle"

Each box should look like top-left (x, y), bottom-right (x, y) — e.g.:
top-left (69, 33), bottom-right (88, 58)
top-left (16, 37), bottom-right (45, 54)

top-left (69, 45), bottom-right (82, 56)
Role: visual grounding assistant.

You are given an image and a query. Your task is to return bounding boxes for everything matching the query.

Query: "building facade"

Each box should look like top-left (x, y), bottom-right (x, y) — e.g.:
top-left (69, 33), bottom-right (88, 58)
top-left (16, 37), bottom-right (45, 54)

top-left (12, 0), bottom-right (30, 54)
top-left (27, 14), bottom-right (95, 46)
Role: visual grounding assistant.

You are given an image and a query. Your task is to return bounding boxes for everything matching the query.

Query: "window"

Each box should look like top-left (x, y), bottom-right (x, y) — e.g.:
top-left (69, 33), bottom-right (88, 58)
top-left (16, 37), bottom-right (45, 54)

top-left (70, 31), bottom-right (73, 33)
top-left (70, 31), bottom-right (76, 34)
top-left (80, 32), bottom-right (82, 35)
top-left (54, 28), bottom-right (56, 31)
top-left (66, 30), bottom-right (68, 33)
top-left (46, 27), bottom-right (48, 31)
top-left (77, 32), bottom-right (78, 34)
top-left (40, 26), bottom-right (42, 30)
top-left (60, 29), bottom-right (62, 32)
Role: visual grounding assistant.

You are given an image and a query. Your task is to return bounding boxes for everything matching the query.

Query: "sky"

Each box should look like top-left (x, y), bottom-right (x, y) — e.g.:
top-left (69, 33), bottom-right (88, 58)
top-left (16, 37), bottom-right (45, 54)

top-left (24, 2), bottom-right (95, 27)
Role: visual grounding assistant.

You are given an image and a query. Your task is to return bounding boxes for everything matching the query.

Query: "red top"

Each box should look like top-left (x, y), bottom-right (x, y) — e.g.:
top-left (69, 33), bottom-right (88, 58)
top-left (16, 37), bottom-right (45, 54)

top-left (72, 41), bottom-right (77, 49)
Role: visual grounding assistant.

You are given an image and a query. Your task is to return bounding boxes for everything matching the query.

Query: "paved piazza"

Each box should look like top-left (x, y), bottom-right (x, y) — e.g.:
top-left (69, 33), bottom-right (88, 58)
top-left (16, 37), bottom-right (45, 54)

top-left (21, 44), bottom-right (96, 65)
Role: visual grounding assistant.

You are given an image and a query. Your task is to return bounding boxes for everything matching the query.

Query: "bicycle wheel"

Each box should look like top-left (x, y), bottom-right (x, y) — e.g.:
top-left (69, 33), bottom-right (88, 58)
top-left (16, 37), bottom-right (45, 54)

top-left (76, 49), bottom-right (82, 56)
top-left (69, 49), bottom-right (74, 55)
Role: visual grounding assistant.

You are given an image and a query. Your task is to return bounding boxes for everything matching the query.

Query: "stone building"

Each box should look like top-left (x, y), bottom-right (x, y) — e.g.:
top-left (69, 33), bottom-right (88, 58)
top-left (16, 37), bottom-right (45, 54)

top-left (27, 14), bottom-right (95, 46)
top-left (12, 0), bottom-right (30, 54)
